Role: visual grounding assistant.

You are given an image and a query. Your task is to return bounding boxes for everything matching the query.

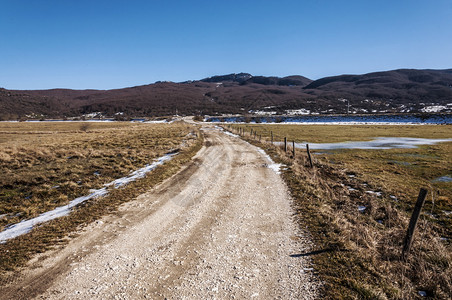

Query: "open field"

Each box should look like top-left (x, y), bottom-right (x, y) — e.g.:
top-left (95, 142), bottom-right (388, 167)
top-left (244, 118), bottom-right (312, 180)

top-left (227, 124), bottom-right (452, 299)
top-left (0, 121), bottom-right (202, 277)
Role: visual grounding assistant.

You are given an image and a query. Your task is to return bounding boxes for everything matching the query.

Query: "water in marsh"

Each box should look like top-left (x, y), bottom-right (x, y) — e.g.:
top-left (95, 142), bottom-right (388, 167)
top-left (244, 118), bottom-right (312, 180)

top-left (290, 137), bottom-right (452, 150)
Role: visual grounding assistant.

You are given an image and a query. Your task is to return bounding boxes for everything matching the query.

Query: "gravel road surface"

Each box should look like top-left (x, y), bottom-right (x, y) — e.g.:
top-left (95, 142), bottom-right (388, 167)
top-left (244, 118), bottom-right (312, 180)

top-left (3, 126), bottom-right (319, 299)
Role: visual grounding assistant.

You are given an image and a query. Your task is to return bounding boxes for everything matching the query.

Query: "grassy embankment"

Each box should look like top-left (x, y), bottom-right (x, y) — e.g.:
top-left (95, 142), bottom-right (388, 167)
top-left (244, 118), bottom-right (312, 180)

top-left (227, 124), bottom-right (451, 299)
top-left (0, 121), bottom-right (202, 282)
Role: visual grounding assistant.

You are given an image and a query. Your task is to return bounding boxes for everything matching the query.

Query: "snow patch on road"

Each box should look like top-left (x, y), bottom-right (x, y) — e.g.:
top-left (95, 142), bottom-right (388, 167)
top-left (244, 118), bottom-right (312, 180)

top-left (256, 148), bottom-right (282, 174)
top-left (0, 152), bottom-right (177, 243)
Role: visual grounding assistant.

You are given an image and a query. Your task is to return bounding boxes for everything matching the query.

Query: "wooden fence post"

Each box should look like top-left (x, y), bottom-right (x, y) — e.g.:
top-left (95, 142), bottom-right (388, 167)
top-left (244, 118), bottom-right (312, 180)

top-left (292, 141), bottom-right (295, 157)
top-left (401, 188), bottom-right (428, 260)
top-left (284, 137), bottom-right (287, 152)
top-left (306, 144), bottom-right (313, 168)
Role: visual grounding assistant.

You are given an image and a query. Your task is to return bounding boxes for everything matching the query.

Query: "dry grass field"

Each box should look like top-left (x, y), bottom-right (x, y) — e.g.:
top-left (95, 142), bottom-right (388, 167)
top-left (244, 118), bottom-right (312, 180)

top-left (0, 121), bottom-right (201, 277)
top-left (0, 122), bottom-right (197, 229)
top-left (227, 124), bottom-right (452, 299)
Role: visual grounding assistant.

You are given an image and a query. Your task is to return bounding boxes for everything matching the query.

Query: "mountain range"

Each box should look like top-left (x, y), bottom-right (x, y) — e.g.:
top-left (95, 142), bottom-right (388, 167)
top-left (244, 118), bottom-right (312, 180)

top-left (1, 68), bottom-right (452, 120)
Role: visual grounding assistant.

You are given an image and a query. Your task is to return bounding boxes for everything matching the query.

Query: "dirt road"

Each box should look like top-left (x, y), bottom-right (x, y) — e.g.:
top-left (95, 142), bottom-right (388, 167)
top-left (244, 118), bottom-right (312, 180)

top-left (3, 126), bottom-right (318, 299)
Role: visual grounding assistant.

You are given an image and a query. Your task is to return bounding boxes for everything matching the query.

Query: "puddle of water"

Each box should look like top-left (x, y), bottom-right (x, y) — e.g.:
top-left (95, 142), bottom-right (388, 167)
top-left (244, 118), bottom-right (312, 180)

top-left (291, 137), bottom-right (452, 150)
top-left (432, 175), bottom-right (452, 183)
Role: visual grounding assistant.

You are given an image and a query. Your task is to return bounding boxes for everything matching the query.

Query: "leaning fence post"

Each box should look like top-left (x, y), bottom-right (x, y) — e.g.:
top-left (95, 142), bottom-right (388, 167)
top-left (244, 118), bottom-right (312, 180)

top-left (401, 188), bottom-right (428, 260)
top-left (306, 144), bottom-right (313, 168)
top-left (292, 141), bottom-right (295, 157)
top-left (284, 137), bottom-right (287, 152)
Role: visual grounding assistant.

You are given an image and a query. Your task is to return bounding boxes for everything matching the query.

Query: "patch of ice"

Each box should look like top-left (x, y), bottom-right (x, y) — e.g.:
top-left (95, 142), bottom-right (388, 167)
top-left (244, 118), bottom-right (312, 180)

top-left (358, 206), bottom-right (367, 213)
top-left (0, 152), bottom-right (177, 243)
top-left (366, 191), bottom-right (382, 196)
top-left (432, 175), bottom-right (452, 183)
top-left (418, 291), bottom-right (427, 297)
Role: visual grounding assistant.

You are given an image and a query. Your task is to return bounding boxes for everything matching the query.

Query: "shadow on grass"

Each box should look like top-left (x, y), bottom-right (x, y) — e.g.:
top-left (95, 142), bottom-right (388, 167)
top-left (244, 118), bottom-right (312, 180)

top-left (290, 248), bottom-right (348, 257)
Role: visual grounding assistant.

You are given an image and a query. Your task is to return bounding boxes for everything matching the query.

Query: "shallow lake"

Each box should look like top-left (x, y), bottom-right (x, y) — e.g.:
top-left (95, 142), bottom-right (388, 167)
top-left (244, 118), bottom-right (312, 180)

top-left (291, 137), bottom-right (452, 150)
top-left (208, 114), bottom-right (452, 124)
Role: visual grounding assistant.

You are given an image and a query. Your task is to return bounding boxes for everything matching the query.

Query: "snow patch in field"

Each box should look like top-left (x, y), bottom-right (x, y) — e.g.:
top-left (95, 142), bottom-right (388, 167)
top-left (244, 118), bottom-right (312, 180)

top-left (285, 108), bottom-right (311, 115)
top-left (421, 105), bottom-right (449, 113)
top-left (0, 152), bottom-right (177, 243)
top-left (366, 191), bottom-right (382, 197)
top-left (144, 120), bottom-right (171, 124)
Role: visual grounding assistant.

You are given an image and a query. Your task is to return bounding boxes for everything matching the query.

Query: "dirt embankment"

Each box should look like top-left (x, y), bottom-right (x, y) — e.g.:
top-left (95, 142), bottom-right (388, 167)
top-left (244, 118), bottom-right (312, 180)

top-left (2, 126), bottom-right (319, 299)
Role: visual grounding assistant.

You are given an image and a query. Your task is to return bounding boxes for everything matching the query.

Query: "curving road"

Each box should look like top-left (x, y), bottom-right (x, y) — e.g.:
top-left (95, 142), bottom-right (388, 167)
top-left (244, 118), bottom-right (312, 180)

top-left (3, 126), bottom-right (318, 299)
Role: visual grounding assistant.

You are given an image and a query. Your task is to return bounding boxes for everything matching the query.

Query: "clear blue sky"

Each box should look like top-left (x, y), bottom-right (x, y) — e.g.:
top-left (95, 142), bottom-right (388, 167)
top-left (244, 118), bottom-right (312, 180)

top-left (1, 0), bottom-right (451, 90)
